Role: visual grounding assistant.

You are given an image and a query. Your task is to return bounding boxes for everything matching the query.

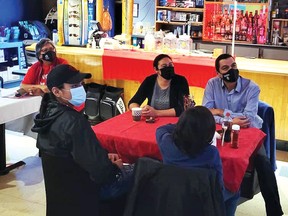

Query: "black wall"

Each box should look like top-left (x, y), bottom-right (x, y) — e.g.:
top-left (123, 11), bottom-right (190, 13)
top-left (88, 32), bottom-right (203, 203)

top-left (0, 0), bottom-right (43, 27)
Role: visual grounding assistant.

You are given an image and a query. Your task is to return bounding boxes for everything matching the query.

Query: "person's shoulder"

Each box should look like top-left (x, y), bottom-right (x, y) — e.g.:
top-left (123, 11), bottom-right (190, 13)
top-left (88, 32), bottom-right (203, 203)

top-left (208, 76), bottom-right (220, 83)
top-left (146, 74), bottom-right (157, 79)
top-left (240, 76), bottom-right (259, 89)
top-left (173, 74), bottom-right (187, 81)
top-left (203, 145), bottom-right (220, 157)
top-left (29, 61), bottom-right (41, 69)
top-left (143, 74), bottom-right (157, 82)
top-left (60, 107), bottom-right (88, 125)
top-left (206, 76), bottom-right (221, 88)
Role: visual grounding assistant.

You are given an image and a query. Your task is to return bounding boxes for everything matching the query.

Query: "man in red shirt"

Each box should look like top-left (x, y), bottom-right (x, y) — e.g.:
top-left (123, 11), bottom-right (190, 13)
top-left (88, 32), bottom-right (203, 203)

top-left (20, 38), bottom-right (68, 96)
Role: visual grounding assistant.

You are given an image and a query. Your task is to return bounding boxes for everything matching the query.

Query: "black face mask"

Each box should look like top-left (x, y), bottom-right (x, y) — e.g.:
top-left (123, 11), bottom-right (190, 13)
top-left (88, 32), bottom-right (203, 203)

top-left (160, 66), bottom-right (175, 80)
top-left (221, 68), bottom-right (239, 82)
top-left (41, 50), bottom-right (56, 62)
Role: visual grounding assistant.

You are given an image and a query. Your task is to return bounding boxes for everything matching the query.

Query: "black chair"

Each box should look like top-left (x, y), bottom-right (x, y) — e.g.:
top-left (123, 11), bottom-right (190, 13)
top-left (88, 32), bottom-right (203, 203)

top-left (0, 76), bottom-right (3, 88)
top-left (41, 152), bottom-right (126, 216)
top-left (41, 152), bottom-right (101, 216)
top-left (124, 157), bottom-right (225, 216)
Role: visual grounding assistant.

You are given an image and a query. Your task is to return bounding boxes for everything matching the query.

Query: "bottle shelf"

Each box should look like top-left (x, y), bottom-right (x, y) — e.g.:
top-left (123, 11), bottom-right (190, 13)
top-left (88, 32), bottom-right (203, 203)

top-left (204, 1), bottom-right (268, 5)
top-left (156, 6), bottom-right (203, 13)
top-left (272, 18), bottom-right (288, 21)
top-left (156, 21), bottom-right (203, 26)
top-left (155, 0), bottom-right (204, 38)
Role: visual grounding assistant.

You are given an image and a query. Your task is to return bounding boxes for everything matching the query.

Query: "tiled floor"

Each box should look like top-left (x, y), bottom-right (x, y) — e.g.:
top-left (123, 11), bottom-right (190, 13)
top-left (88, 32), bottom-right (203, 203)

top-left (0, 131), bottom-right (288, 216)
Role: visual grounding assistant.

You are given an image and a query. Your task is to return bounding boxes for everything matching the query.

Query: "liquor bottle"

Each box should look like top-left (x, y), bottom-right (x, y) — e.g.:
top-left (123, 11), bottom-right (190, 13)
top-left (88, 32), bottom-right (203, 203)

top-left (252, 10), bottom-right (259, 44)
top-left (241, 12), bottom-right (248, 41)
top-left (220, 21), bottom-right (225, 38)
top-left (224, 17), bottom-right (230, 40)
top-left (275, 2), bottom-right (280, 18)
top-left (235, 18), bottom-right (241, 40)
top-left (222, 112), bottom-right (232, 143)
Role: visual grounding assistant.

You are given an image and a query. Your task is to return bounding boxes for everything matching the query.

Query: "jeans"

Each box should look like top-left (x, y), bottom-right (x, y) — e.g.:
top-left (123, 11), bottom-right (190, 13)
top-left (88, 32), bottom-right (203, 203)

top-left (99, 164), bottom-right (134, 200)
top-left (255, 146), bottom-right (283, 216)
top-left (223, 188), bottom-right (240, 216)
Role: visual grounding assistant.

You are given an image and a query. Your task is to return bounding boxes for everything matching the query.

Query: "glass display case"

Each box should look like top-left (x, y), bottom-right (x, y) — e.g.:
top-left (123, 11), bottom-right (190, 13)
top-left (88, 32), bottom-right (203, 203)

top-left (203, 0), bottom-right (270, 44)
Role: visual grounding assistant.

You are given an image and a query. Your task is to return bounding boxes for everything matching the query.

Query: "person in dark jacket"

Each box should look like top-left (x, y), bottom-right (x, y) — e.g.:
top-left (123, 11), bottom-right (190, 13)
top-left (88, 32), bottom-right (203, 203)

top-left (32, 64), bottom-right (131, 200)
top-left (156, 106), bottom-right (240, 216)
top-left (128, 54), bottom-right (189, 117)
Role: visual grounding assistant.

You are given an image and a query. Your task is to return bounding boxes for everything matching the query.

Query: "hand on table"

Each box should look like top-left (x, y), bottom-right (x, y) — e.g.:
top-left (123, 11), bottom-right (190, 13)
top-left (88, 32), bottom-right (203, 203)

top-left (28, 88), bottom-right (44, 96)
top-left (108, 153), bottom-right (123, 169)
top-left (28, 85), bottom-right (49, 96)
top-left (233, 116), bottom-right (250, 128)
top-left (142, 105), bottom-right (157, 117)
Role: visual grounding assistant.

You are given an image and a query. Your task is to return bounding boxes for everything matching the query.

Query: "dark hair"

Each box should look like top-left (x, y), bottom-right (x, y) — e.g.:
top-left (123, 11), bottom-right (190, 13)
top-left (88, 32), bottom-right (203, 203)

top-left (215, 53), bottom-right (234, 72)
top-left (173, 106), bottom-right (216, 156)
top-left (35, 38), bottom-right (55, 60)
top-left (153, 54), bottom-right (172, 70)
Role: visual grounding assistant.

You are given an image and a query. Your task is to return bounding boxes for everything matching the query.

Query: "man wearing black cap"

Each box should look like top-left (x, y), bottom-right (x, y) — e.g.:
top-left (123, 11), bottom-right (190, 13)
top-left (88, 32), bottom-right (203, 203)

top-left (32, 64), bottom-right (131, 214)
top-left (20, 38), bottom-right (68, 96)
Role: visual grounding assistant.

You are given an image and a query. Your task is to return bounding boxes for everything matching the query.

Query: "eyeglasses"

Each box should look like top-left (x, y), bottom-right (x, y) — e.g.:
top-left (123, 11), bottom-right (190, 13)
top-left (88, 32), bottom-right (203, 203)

top-left (69, 15), bottom-right (80, 19)
top-left (40, 47), bottom-right (55, 53)
top-left (69, 11), bottom-right (79, 14)
top-left (69, 34), bottom-right (79, 37)
top-left (69, 24), bottom-right (80, 27)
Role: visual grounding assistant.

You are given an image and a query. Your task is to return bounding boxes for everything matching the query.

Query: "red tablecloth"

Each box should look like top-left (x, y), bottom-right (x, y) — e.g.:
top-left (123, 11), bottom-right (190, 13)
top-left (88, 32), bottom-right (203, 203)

top-left (102, 49), bottom-right (216, 88)
top-left (92, 112), bottom-right (266, 192)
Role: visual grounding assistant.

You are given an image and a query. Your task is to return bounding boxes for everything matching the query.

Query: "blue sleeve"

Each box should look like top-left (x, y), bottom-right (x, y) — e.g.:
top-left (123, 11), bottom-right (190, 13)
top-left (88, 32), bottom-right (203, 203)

top-left (202, 80), bottom-right (223, 124)
top-left (156, 124), bottom-right (175, 143)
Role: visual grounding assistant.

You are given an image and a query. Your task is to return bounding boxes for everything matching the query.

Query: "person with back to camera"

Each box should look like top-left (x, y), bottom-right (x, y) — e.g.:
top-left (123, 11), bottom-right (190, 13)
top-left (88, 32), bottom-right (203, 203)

top-left (20, 38), bottom-right (68, 96)
top-left (202, 53), bottom-right (283, 216)
top-left (31, 64), bottom-right (133, 215)
top-left (128, 54), bottom-right (189, 117)
top-left (156, 106), bottom-right (240, 216)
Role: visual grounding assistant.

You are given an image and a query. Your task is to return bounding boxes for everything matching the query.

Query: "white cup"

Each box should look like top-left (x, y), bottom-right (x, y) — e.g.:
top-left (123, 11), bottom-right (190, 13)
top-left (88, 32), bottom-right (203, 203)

top-left (132, 107), bottom-right (142, 121)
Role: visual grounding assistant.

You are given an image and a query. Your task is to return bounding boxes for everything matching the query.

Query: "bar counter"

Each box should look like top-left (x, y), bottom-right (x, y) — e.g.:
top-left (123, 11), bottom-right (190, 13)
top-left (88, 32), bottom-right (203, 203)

top-left (26, 45), bottom-right (288, 141)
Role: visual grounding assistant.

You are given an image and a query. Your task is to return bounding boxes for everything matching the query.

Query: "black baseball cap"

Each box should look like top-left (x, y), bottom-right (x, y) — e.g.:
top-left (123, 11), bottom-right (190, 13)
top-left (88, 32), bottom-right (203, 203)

top-left (47, 64), bottom-right (91, 90)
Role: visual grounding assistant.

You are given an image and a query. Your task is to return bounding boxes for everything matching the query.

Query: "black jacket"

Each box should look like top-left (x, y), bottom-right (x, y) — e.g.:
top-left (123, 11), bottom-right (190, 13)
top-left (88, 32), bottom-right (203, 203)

top-left (128, 74), bottom-right (189, 116)
top-left (32, 94), bottom-right (119, 185)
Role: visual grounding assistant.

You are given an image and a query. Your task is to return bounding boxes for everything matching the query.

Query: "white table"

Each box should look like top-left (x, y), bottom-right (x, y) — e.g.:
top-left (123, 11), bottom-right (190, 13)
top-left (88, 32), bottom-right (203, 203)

top-left (0, 88), bottom-right (41, 175)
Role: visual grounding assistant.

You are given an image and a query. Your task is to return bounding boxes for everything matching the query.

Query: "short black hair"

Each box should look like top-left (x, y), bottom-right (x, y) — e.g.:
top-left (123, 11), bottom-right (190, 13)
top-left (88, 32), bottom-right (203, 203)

top-left (215, 53), bottom-right (234, 72)
top-left (153, 54), bottom-right (172, 70)
top-left (173, 106), bottom-right (216, 156)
